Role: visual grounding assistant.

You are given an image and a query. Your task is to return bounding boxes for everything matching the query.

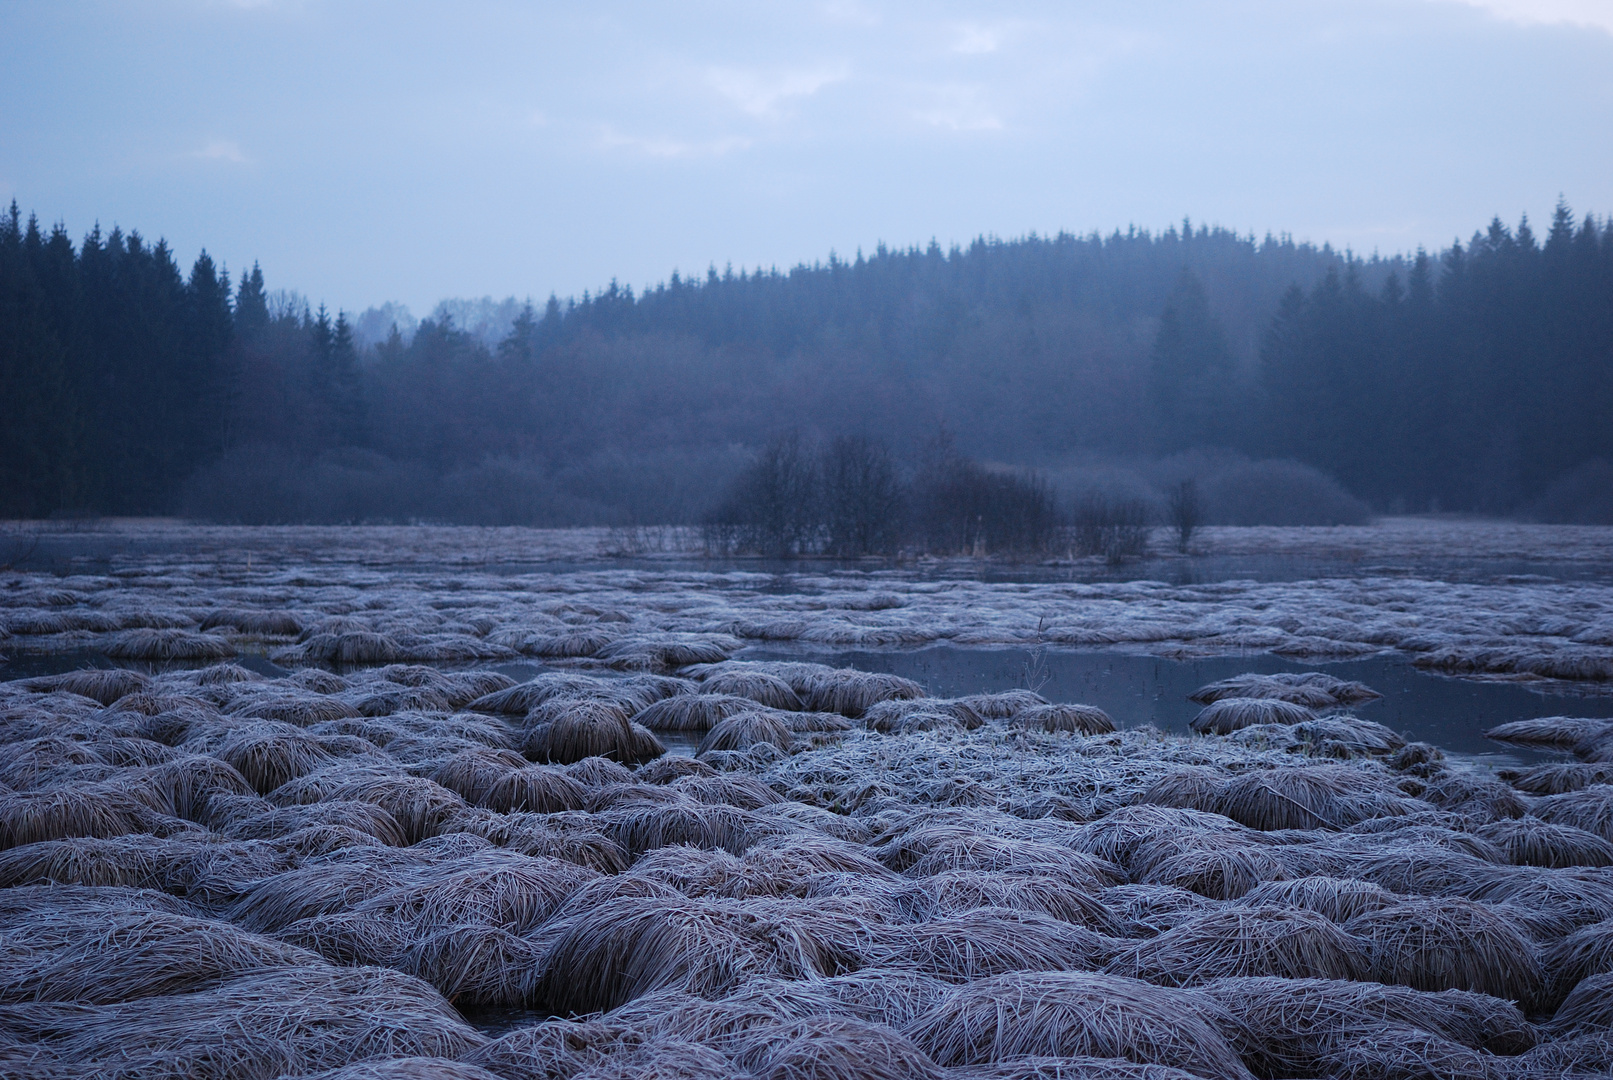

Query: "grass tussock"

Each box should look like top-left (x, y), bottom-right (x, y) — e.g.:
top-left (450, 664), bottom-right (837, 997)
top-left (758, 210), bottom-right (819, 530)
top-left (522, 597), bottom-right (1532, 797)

top-left (1190, 672), bottom-right (1382, 709)
top-left (905, 970), bottom-right (1253, 1078)
top-left (0, 965), bottom-right (485, 1080)
top-left (1104, 905), bottom-right (1368, 986)
top-left (105, 628), bottom-right (237, 661)
top-left (1345, 897), bottom-right (1545, 1005)
top-left (1010, 702), bottom-right (1116, 735)
top-left (697, 711), bottom-right (794, 756)
top-left (1191, 697), bottom-right (1317, 735)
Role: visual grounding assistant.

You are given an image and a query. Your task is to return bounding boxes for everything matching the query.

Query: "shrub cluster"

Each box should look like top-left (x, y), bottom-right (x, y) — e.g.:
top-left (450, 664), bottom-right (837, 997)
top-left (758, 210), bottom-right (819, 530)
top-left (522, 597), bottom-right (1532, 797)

top-left (705, 436), bottom-right (1059, 558)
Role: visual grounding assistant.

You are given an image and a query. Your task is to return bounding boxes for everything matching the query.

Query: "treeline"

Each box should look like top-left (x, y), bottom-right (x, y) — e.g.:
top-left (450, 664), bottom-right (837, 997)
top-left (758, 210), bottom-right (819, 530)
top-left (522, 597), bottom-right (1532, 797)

top-left (2, 199), bottom-right (1611, 524)
top-left (1255, 208), bottom-right (1613, 514)
top-left (0, 204), bottom-right (233, 517)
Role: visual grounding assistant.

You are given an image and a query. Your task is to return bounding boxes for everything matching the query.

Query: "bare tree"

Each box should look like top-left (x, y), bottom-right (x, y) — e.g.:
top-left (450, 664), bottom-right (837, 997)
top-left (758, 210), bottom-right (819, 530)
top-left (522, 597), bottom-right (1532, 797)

top-left (1167, 479), bottom-right (1203, 553)
top-left (822, 436), bottom-right (904, 556)
top-left (1071, 494), bottom-right (1152, 564)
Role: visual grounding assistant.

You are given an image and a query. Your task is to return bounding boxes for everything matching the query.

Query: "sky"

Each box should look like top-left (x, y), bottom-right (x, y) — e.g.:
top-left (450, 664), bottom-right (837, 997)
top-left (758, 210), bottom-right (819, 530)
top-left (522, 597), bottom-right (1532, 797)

top-left (2, 0), bottom-right (1611, 316)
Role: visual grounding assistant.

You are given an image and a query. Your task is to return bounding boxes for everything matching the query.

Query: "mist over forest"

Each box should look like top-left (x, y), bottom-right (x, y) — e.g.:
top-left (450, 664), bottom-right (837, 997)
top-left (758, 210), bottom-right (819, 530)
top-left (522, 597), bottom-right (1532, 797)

top-left (3, 200), bottom-right (1611, 537)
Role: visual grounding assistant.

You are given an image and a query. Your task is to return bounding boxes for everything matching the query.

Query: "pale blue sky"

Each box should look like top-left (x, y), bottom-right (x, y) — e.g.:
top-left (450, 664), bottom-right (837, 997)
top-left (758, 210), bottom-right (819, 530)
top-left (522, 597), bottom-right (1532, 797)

top-left (3, 0), bottom-right (1610, 314)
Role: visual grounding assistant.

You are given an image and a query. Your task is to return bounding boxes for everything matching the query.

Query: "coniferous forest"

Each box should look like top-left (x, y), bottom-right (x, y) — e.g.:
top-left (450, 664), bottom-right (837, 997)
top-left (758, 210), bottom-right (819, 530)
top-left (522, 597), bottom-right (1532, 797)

top-left (2, 199), bottom-right (1611, 528)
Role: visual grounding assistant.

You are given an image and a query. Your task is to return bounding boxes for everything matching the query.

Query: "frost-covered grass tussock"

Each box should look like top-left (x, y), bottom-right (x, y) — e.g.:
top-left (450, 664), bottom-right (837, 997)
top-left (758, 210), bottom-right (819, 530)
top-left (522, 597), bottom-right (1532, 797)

top-left (1, 520), bottom-right (1612, 1077)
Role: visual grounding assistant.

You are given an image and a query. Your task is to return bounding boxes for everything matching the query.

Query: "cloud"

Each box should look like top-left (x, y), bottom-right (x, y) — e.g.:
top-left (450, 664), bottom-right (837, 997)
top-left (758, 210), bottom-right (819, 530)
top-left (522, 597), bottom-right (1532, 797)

top-left (704, 63), bottom-right (850, 118)
top-left (1443, 0), bottom-right (1613, 33)
top-left (595, 128), bottom-right (752, 158)
top-left (190, 140), bottom-right (249, 163)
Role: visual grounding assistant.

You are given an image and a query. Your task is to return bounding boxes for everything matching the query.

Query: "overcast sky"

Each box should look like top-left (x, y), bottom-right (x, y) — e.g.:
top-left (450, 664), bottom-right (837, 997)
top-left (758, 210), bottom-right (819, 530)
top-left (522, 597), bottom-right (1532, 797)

top-left (3, 0), bottom-right (1611, 314)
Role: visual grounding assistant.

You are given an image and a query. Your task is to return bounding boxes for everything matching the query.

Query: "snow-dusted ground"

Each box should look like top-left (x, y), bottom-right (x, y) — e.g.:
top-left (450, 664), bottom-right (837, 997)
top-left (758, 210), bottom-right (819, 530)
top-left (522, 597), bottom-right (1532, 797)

top-left (3, 519), bottom-right (1612, 689)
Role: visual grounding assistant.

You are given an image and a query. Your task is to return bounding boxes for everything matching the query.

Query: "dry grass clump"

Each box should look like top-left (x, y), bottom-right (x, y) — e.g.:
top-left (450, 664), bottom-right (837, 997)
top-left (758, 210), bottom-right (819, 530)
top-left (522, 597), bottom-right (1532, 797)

top-left (522, 705), bottom-right (666, 767)
top-left (349, 684), bottom-right (454, 716)
top-left (441, 808), bottom-right (629, 873)
top-left (734, 1015), bottom-right (945, 1080)
top-left (0, 785), bottom-right (179, 848)
top-left (696, 670), bottom-right (804, 711)
top-left (1543, 918), bottom-right (1613, 1006)
top-left (635, 694), bottom-right (756, 733)
top-left (532, 895), bottom-right (827, 1014)
top-left (1484, 716), bottom-right (1613, 750)
top-left (1191, 697), bottom-right (1317, 734)
top-left (105, 627), bottom-right (237, 660)
top-left (566, 1037), bottom-right (735, 1080)
top-left (216, 723), bottom-right (337, 794)
top-left (1240, 875), bottom-right (1400, 922)
top-left (955, 690), bottom-right (1050, 719)
top-left (16, 667), bottom-right (150, 705)
top-left (1476, 816), bottom-right (1613, 868)
top-left (904, 970), bottom-right (1253, 1078)
top-left (1310, 1021), bottom-right (1503, 1080)
top-left (964, 1057), bottom-right (1211, 1079)
top-left (891, 870), bottom-right (1125, 934)
top-left (525, 695), bottom-right (635, 728)
top-left (636, 755), bottom-right (718, 785)
top-left (465, 676), bottom-right (605, 716)
top-left (0, 894), bottom-right (326, 1004)
top-left (459, 1017), bottom-right (631, 1080)
top-left (797, 669), bottom-right (927, 718)
top-left (595, 634), bottom-right (741, 671)
top-left (199, 609), bottom-right (304, 636)
top-left (427, 746), bottom-right (532, 798)
top-left (860, 699), bottom-right (980, 735)
top-left (1498, 762), bottom-right (1613, 795)
top-left (269, 771), bottom-right (467, 844)
top-left (697, 711), bottom-right (794, 756)
top-left (888, 830), bottom-right (1125, 892)
top-left (282, 630), bottom-right (402, 665)
top-left (1531, 784), bottom-right (1613, 841)
top-left (567, 755), bottom-right (637, 786)
top-left (1200, 975), bottom-right (1533, 1078)
top-left (291, 1058), bottom-right (506, 1080)
top-left (1135, 843), bottom-right (1290, 901)
top-left (188, 661), bottom-right (268, 685)
top-left (0, 965), bottom-right (485, 1080)
top-left (1105, 905), bottom-right (1368, 985)
top-left (1503, 1031), bottom-right (1613, 1078)
top-left (1010, 703), bottom-right (1116, 735)
top-left (0, 736), bottom-right (103, 787)
top-left (1550, 970), bottom-right (1613, 1034)
top-left (1345, 897), bottom-right (1544, 1004)
top-left (876, 907), bottom-right (1117, 979)
top-left (228, 850), bottom-right (417, 932)
top-left (231, 692), bottom-right (362, 727)
top-left (1190, 672), bottom-right (1382, 709)
top-left (1417, 772), bottom-right (1530, 821)
top-left (1134, 767), bottom-right (1228, 810)
top-left (667, 773), bottom-right (785, 810)
top-left (479, 766), bottom-right (592, 814)
top-left (1213, 764), bottom-right (1402, 830)
top-left (1290, 715), bottom-right (1407, 758)
top-left (597, 800), bottom-right (784, 856)
top-left (0, 833), bottom-right (286, 899)
top-left (211, 797), bottom-right (409, 846)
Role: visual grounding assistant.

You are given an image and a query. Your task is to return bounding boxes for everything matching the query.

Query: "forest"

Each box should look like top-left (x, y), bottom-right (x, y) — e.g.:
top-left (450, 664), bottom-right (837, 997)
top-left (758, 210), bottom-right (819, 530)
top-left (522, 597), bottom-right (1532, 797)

top-left (2, 199), bottom-right (1610, 534)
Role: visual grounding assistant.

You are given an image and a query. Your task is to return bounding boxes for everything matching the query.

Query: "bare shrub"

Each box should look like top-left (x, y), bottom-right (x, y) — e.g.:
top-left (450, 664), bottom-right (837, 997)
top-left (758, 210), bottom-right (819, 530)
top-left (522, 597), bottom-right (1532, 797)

top-left (821, 435), bottom-right (905, 556)
top-left (704, 433), bottom-right (821, 557)
top-left (1166, 479), bottom-right (1203, 553)
top-left (1070, 493), bottom-right (1152, 564)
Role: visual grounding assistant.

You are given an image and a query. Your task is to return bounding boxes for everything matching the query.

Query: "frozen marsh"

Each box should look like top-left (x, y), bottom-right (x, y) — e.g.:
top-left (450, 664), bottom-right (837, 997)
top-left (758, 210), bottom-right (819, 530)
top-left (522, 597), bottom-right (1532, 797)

top-left (1, 519), bottom-right (1612, 1078)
